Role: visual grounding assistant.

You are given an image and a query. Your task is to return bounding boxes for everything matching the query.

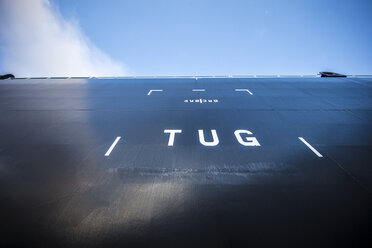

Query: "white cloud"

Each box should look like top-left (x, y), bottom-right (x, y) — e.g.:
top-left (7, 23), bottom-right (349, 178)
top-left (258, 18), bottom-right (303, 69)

top-left (0, 0), bottom-right (128, 77)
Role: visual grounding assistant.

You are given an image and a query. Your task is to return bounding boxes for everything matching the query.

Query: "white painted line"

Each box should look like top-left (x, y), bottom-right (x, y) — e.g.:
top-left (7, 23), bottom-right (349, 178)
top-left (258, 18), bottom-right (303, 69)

top-left (192, 89), bottom-right (205, 91)
top-left (105, 136), bottom-right (121, 157)
top-left (235, 89), bottom-right (253, 95)
top-left (298, 137), bottom-right (323, 158)
top-left (147, 89), bottom-right (163, 95)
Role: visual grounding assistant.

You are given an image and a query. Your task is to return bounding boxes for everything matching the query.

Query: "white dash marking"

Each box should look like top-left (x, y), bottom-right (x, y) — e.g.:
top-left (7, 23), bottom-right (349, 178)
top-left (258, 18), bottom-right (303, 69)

top-left (298, 137), bottom-right (323, 158)
top-left (235, 89), bottom-right (253, 95)
top-left (147, 89), bottom-right (163, 95)
top-left (192, 89), bottom-right (205, 91)
top-left (246, 89), bottom-right (253, 95)
top-left (105, 136), bottom-right (121, 157)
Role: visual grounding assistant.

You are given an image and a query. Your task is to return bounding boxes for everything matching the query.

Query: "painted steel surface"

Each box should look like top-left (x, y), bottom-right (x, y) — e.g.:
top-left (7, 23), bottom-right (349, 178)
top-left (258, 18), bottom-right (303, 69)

top-left (0, 77), bottom-right (371, 247)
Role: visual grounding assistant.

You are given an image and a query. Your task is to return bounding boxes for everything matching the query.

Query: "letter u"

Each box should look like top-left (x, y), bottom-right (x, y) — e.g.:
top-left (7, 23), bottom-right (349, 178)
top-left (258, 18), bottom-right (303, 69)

top-left (198, 129), bottom-right (219, 146)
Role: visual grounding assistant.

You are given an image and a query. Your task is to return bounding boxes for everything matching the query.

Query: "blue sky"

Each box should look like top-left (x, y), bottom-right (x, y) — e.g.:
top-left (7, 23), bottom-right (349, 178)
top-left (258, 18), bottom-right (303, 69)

top-left (1, 0), bottom-right (372, 76)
